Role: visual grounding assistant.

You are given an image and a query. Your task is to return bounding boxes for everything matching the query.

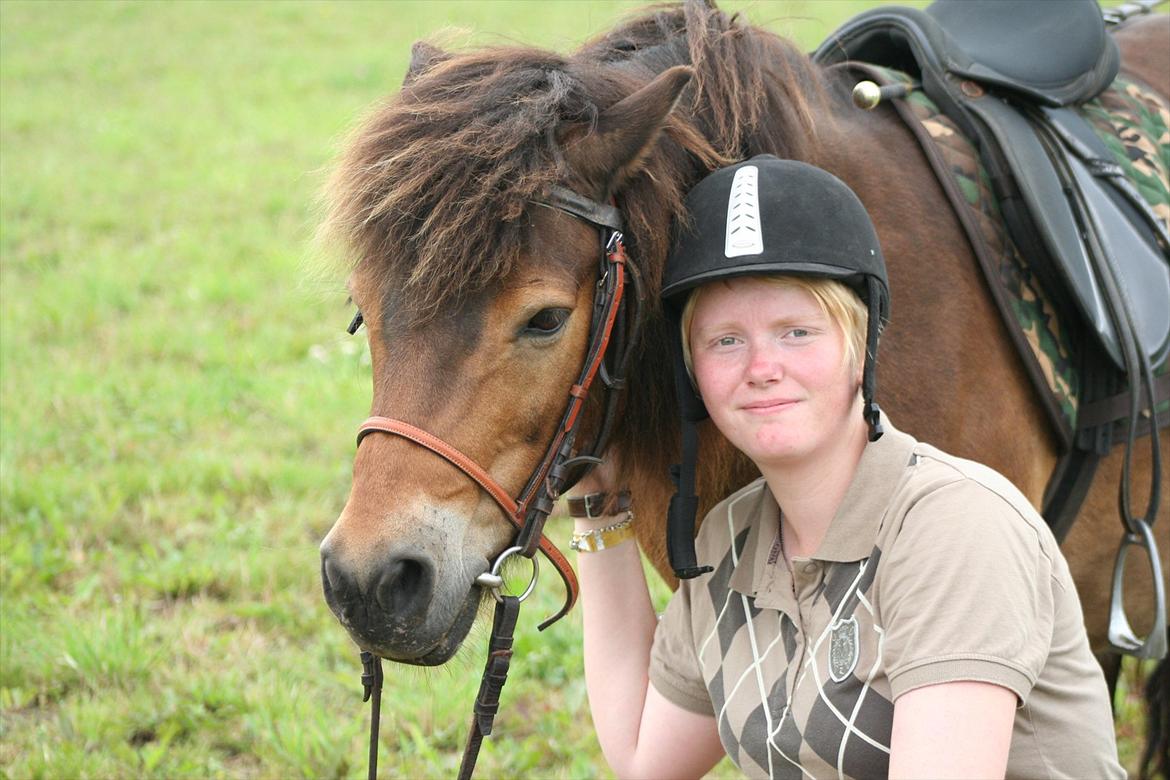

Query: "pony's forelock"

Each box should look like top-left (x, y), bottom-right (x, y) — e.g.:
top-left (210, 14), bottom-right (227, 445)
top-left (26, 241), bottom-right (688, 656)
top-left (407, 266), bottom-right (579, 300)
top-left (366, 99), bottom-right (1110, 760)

top-left (322, 47), bottom-right (594, 322)
top-left (320, 1), bottom-right (827, 327)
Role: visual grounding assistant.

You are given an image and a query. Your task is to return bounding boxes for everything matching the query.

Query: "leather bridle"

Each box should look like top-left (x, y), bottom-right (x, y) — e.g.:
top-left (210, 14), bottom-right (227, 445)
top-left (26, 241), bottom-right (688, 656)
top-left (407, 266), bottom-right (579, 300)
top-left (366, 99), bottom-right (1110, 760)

top-left (353, 184), bottom-right (643, 780)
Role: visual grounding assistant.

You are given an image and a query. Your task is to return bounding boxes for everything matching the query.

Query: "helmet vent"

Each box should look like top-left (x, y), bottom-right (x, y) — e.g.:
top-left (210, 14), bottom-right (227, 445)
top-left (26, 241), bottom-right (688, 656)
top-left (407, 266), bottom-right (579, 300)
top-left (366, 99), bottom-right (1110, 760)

top-left (724, 165), bottom-right (763, 258)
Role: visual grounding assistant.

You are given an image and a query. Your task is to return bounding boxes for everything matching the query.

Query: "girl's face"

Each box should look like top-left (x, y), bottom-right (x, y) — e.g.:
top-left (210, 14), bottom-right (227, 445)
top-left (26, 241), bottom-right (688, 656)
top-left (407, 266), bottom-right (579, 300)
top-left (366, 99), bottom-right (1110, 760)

top-left (689, 277), bottom-right (862, 468)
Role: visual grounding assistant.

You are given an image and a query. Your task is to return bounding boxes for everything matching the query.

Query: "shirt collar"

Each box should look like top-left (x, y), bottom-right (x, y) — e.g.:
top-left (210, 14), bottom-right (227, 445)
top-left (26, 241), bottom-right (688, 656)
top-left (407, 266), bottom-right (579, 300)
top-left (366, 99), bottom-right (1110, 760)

top-left (727, 418), bottom-right (917, 596)
top-left (815, 418), bottom-right (916, 562)
top-left (728, 481), bottom-right (778, 596)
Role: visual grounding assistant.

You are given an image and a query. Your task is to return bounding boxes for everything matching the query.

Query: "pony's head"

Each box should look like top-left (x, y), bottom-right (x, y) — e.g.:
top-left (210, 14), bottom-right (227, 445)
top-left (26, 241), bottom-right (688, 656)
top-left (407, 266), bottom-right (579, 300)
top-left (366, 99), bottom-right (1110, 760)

top-left (318, 0), bottom-right (828, 663)
top-left (318, 40), bottom-right (697, 664)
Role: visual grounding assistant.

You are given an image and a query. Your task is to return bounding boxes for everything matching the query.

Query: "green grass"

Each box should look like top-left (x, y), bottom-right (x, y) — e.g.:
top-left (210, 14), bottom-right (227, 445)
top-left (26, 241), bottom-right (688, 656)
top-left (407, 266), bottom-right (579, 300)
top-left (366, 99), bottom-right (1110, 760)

top-left (0, 1), bottom-right (1155, 778)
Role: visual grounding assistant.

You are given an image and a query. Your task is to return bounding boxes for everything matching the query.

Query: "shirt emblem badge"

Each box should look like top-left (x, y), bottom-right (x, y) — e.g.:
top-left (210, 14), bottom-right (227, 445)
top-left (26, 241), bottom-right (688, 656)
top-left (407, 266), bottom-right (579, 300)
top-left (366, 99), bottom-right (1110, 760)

top-left (829, 616), bottom-right (860, 682)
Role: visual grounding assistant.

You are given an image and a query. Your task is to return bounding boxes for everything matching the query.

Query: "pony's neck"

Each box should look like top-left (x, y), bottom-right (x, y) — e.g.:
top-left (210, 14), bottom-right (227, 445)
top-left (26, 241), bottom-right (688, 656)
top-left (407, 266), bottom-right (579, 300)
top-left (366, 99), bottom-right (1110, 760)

top-left (587, 10), bottom-right (854, 515)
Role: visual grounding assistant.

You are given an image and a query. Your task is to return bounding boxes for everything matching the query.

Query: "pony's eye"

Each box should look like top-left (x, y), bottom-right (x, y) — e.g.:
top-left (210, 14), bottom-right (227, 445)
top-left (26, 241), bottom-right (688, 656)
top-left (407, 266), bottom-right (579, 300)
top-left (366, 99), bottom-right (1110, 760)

top-left (346, 310), bottom-right (364, 335)
top-left (523, 308), bottom-right (570, 336)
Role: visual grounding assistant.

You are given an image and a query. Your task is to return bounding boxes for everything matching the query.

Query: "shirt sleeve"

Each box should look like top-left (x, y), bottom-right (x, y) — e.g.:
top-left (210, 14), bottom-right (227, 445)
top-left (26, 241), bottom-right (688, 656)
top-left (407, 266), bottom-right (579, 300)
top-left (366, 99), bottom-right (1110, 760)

top-left (649, 577), bottom-right (715, 716)
top-left (878, 478), bottom-right (1057, 704)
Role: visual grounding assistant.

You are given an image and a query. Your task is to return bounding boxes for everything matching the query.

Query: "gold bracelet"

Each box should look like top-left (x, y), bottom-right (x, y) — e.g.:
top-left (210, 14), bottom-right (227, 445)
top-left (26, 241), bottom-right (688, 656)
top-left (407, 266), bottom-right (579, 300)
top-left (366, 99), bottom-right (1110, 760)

top-left (570, 511), bottom-right (635, 552)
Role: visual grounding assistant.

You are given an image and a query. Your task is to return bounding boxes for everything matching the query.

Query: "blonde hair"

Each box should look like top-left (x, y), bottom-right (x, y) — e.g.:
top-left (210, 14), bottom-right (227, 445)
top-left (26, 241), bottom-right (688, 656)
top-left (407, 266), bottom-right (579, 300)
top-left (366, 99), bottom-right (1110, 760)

top-left (680, 276), bottom-right (869, 381)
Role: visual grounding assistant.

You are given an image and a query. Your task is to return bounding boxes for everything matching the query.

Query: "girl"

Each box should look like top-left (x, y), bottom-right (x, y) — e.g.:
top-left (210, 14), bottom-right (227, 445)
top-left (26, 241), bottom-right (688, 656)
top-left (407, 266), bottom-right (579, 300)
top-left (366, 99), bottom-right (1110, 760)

top-left (568, 156), bottom-right (1123, 779)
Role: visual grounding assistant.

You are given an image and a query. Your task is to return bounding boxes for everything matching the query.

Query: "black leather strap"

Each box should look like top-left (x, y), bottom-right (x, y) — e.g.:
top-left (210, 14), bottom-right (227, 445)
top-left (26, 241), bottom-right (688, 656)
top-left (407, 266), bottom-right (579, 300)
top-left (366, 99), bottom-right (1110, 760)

top-left (1078, 369), bottom-right (1170, 431)
top-left (566, 489), bottom-right (631, 518)
top-left (534, 184), bottom-right (623, 231)
top-left (360, 651), bottom-right (383, 780)
top-left (458, 595), bottom-right (521, 780)
top-left (666, 420), bottom-right (712, 579)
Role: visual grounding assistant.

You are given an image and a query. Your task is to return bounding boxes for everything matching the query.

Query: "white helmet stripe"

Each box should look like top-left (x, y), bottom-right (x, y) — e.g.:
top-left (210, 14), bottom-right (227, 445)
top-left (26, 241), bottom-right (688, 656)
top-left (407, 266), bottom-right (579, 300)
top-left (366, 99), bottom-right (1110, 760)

top-left (724, 164), bottom-right (764, 257)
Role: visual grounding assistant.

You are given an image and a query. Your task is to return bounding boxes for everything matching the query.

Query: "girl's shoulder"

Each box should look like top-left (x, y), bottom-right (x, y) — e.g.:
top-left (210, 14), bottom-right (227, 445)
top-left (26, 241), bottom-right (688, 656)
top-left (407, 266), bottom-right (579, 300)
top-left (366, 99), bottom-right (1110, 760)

top-left (882, 442), bottom-right (1061, 563)
top-left (907, 442), bottom-right (1043, 524)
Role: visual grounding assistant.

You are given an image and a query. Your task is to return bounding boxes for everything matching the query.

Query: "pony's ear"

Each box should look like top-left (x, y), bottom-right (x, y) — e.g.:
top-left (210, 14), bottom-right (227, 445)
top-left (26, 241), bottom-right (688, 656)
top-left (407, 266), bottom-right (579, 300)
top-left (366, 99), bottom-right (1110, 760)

top-left (563, 65), bottom-right (693, 196)
top-left (403, 41), bottom-right (449, 86)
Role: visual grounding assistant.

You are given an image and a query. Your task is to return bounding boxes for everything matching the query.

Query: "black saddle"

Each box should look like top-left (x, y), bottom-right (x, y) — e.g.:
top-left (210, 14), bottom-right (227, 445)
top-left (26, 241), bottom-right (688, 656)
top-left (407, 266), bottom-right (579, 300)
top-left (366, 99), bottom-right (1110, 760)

top-left (815, 0), bottom-right (1168, 660)
top-left (821, 0), bottom-right (1120, 106)
top-left (816, 0), bottom-right (1170, 375)
top-left (928, 0), bottom-right (1118, 105)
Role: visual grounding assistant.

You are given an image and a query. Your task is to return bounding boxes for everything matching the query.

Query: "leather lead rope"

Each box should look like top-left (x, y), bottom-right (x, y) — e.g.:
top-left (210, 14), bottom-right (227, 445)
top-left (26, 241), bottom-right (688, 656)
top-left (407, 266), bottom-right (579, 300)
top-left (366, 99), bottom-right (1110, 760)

top-left (457, 595), bottom-right (520, 780)
top-left (360, 651), bottom-right (383, 780)
top-left (358, 596), bottom-right (521, 780)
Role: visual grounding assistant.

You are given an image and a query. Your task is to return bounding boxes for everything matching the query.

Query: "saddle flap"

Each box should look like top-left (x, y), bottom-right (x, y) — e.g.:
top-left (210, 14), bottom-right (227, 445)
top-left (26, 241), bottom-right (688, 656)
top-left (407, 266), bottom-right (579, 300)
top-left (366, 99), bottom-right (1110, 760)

top-left (967, 96), bottom-right (1170, 369)
top-left (1061, 144), bottom-right (1170, 367)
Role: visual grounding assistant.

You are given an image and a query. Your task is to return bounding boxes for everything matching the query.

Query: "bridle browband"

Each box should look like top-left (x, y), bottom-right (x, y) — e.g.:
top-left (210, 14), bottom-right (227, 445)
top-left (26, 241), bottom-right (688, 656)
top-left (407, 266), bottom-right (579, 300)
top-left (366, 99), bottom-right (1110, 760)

top-left (354, 184), bottom-right (643, 780)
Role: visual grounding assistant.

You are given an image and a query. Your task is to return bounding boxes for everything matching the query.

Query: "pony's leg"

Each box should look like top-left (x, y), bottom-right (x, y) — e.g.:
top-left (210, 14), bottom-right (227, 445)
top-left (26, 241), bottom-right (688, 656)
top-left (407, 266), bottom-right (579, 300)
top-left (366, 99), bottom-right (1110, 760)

top-left (1139, 646), bottom-right (1169, 780)
top-left (1100, 651), bottom-right (1123, 713)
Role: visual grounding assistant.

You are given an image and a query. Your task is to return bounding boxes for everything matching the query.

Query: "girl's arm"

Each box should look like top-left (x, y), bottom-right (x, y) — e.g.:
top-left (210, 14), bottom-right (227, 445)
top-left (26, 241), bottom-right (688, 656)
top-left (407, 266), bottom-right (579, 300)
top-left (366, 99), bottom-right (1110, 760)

top-left (888, 680), bottom-right (1016, 779)
top-left (575, 502), bottom-right (724, 778)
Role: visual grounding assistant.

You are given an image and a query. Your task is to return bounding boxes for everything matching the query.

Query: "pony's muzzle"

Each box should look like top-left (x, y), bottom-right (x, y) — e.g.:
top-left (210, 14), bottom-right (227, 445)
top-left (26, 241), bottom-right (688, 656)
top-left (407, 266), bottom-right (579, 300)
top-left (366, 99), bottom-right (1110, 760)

top-left (320, 545), bottom-right (436, 636)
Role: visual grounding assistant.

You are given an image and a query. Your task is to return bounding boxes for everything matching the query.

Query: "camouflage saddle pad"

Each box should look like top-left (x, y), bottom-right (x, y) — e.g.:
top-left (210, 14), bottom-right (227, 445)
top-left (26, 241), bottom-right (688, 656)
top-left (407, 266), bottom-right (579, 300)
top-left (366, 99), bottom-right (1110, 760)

top-left (859, 64), bottom-right (1170, 445)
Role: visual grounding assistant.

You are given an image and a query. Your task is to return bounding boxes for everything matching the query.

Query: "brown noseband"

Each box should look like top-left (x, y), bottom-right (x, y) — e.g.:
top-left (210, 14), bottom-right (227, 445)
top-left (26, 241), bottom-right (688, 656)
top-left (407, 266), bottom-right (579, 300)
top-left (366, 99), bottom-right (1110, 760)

top-left (355, 416), bottom-right (579, 611)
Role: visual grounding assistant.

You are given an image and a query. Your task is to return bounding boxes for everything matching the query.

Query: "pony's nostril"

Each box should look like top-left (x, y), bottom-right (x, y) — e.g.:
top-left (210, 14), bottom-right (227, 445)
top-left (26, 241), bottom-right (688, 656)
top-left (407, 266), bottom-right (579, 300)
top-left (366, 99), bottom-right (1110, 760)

top-left (322, 556), bottom-right (350, 596)
top-left (375, 556), bottom-right (434, 617)
top-left (321, 555), bottom-right (364, 626)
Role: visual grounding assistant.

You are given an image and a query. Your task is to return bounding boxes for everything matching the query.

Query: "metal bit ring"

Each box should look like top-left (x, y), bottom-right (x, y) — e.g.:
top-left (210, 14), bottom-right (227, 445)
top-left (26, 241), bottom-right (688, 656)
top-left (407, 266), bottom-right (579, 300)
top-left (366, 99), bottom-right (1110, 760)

top-left (474, 546), bottom-right (539, 604)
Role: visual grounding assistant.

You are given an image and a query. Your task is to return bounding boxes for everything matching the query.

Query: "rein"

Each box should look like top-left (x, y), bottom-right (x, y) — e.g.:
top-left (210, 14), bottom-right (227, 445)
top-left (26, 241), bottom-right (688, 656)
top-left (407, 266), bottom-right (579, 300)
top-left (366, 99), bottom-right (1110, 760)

top-left (353, 184), bottom-right (640, 779)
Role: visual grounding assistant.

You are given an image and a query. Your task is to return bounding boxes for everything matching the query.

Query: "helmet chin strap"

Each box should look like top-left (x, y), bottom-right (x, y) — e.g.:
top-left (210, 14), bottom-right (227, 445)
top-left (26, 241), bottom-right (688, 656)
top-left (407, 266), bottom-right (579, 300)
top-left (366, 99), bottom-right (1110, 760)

top-left (666, 419), bottom-right (712, 579)
top-left (863, 276), bottom-right (885, 442)
top-left (665, 314), bottom-right (713, 580)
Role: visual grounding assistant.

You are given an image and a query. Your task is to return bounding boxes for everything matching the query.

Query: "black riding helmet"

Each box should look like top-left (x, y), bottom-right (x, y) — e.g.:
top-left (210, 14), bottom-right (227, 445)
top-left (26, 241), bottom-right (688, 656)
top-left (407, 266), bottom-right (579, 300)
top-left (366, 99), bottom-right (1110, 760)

top-left (661, 155), bottom-right (891, 579)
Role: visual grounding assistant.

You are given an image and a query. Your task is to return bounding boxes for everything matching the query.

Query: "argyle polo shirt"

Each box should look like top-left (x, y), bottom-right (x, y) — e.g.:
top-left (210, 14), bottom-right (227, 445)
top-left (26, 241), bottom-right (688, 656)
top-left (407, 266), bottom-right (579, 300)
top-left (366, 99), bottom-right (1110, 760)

top-left (648, 420), bottom-right (1123, 779)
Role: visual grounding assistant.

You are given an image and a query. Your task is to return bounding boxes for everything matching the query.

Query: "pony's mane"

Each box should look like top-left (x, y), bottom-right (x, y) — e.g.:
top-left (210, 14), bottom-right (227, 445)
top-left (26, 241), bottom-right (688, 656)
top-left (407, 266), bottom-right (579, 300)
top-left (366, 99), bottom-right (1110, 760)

top-left (322, 0), bottom-right (830, 323)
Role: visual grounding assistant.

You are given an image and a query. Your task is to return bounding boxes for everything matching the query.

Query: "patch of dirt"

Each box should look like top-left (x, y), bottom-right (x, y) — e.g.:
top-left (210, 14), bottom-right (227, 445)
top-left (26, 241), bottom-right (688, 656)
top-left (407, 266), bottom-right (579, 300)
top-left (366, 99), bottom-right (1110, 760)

top-left (128, 727), bottom-right (156, 747)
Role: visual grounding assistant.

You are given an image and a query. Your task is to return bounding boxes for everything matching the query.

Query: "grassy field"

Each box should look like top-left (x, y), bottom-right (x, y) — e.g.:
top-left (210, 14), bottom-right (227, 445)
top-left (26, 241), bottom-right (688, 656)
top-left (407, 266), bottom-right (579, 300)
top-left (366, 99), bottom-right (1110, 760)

top-left (0, 1), bottom-right (1156, 778)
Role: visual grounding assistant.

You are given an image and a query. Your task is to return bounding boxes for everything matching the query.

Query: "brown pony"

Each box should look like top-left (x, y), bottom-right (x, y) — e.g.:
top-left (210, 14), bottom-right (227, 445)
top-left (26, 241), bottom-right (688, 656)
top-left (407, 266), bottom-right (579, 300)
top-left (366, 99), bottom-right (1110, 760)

top-left (318, 0), bottom-right (1167, 769)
